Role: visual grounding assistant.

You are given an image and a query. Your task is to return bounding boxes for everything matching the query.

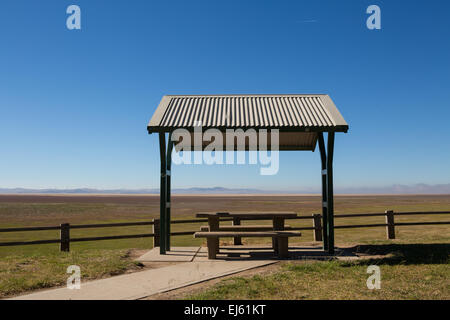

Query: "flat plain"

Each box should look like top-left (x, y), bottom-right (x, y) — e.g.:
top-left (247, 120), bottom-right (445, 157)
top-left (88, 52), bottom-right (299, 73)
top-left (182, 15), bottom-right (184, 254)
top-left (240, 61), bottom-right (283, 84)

top-left (0, 194), bottom-right (449, 299)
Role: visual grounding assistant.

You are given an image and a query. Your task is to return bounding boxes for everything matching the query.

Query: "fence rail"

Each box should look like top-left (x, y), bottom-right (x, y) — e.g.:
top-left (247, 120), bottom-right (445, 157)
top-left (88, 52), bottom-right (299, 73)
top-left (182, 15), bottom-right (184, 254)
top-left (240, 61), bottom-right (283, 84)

top-left (0, 210), bottom-right (448, 252)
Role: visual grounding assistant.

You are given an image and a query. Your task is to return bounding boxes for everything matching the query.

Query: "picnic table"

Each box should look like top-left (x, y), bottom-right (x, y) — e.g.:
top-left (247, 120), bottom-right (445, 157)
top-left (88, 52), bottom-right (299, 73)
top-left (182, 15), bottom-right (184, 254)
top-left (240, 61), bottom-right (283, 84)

top-left (195, 212), bottom-right (301, 259)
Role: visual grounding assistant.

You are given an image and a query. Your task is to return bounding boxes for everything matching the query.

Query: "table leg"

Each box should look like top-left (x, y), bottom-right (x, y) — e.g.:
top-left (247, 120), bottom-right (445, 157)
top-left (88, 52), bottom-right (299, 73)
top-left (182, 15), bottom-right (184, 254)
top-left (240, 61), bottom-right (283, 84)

top-left (278, 237), bottom-right (289, 258)
top-left (207, 238), bottom-right (218, 259)
top-left (208, 216), bottom-right (220, 254)
top-left (272, 217), bottom-right (285, 255)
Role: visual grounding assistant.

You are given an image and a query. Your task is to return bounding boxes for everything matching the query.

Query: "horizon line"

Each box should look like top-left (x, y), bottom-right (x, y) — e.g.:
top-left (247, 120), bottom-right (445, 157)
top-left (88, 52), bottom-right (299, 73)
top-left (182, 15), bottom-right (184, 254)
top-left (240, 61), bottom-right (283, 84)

top-left (1, 193), bottom-right (449, 197)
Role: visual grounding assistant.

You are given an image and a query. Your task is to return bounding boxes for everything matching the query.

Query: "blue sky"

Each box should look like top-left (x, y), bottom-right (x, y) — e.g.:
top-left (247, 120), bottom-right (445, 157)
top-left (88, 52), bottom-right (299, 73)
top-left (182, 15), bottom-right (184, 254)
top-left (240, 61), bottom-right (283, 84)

top-left (0, 0), bottom-right (449, 192)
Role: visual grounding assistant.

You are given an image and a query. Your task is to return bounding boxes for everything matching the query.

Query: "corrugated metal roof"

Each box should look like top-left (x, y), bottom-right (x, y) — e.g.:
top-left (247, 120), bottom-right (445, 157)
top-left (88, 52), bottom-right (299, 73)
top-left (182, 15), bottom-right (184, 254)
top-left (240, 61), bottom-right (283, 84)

top-left (148, 94), bottom-right (348, 133)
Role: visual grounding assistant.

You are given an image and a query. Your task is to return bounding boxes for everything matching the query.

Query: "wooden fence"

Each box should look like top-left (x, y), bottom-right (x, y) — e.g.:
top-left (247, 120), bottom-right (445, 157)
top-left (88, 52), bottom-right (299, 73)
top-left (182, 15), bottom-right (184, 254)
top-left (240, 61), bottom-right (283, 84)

top-left (0, 210), bottom-right (448, 252)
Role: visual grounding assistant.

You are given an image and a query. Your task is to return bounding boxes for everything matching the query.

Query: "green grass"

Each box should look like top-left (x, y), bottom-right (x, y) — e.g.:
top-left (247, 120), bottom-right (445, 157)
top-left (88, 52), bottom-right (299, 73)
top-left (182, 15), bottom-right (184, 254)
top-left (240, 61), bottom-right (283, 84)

top-left (0, 249), bottom-right (143, 298)
top-left (0, 201), bottom-right (207, 298)
top-left (187, 243), bottom-right (450, 300)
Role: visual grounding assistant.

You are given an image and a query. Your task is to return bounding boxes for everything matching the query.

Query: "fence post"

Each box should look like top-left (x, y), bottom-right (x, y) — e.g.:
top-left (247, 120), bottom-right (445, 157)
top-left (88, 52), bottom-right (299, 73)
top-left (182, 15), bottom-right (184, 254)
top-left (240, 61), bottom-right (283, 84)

top-left (385, 210), bottom-right (395, 239)
top-left (153, 218), bottom-right (160, 247)
top-left (60, 223), bottom-right (70, 252)
top-left (312, 213), bottom-right (323, 242)
top-left (232, 217), bottom-right (242, 245)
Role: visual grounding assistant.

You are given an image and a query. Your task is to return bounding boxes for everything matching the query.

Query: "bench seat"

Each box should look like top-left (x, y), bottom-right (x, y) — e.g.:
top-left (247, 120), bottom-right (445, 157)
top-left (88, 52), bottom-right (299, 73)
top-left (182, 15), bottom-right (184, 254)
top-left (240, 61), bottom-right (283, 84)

top-left (195, 231), bottom-right (300, 238)
top-left (194, 231), bottom-right (301, 259)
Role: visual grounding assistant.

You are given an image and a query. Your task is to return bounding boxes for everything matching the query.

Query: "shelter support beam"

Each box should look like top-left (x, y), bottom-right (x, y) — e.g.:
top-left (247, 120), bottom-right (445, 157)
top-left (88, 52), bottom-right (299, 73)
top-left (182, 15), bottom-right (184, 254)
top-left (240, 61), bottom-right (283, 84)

top-left (318, 133), bottom-right (328, 251)
top-left (318, 132), bottom-right (336, 254)
top-left (166, 133), bottom-right (174, 251)
top-left (326, 132), bottom-right (335, 254)
top-left (158, 133), bottom-right (167, 254)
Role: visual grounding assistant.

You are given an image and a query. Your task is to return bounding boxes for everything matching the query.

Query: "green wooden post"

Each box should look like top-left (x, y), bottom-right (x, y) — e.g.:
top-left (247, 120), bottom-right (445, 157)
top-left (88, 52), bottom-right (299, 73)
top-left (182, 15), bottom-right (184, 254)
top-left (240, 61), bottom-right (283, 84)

top-left (312, 213), bottom-right (323, 242)
top-left (165, 133), bottom-right (174, 251)
top-left (152, 218), bottom-right (160, 247)
top-left (326, 132), bottom-right (335, 255)
top-left (385, 210), bottom-right (395, 239)
top-left (159, 133), bottom-right (167, 254)
top-left (60, 223), bottom-right (70, 252)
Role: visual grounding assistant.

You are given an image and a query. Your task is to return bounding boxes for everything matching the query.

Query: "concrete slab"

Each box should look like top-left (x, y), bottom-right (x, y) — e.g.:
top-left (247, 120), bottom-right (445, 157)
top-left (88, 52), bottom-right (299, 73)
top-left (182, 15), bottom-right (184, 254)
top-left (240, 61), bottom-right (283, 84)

top-left (136, 245), bottom-right (358, 263)
top-left (193, 245), bottom-right (358, 261)
top-left (9, 259), bottom-right (275, 300)
top-left (136, 247), bottom-right (201, 262)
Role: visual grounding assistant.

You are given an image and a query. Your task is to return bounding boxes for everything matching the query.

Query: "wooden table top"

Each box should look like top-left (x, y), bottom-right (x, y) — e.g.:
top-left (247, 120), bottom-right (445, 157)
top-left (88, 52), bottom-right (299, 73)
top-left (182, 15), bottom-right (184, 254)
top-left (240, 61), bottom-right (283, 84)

top-left (196, 212), bottom-right (298, 218)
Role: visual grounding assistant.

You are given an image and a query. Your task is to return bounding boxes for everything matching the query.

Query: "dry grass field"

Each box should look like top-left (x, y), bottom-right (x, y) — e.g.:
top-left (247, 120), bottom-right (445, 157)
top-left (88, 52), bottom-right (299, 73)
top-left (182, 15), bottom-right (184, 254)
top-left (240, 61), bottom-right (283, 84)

top-left (0, 194), bottom-right (449, 299)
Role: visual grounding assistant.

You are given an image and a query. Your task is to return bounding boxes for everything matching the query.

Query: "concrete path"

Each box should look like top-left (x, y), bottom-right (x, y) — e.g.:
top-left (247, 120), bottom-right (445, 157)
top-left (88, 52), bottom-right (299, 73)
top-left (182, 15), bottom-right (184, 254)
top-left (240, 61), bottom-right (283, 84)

top-left (10, 257), bottom-right (275, 300)
top-left (9, 244), bottom-right (357, 300)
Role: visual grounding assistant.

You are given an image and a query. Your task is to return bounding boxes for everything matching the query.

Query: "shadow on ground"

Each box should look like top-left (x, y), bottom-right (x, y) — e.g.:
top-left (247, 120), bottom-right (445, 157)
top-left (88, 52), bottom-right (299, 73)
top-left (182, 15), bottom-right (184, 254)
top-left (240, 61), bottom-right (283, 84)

top-left (346, 243), bottom-right (450, 265)
top-left (199, 245), bottom-right (356, 261)
top-left (214, 243), bottom-right (450, 265)
top-left (138, 244), bottom-right (449, 265)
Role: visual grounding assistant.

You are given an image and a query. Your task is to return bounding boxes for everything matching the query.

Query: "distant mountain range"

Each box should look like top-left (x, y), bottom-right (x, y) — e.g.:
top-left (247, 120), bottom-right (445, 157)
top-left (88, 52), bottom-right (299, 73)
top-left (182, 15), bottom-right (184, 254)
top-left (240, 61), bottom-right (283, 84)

top-left (0, 184), bottom-right (449, 194)
top-left (0, 187), bottom-right (271, 194)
